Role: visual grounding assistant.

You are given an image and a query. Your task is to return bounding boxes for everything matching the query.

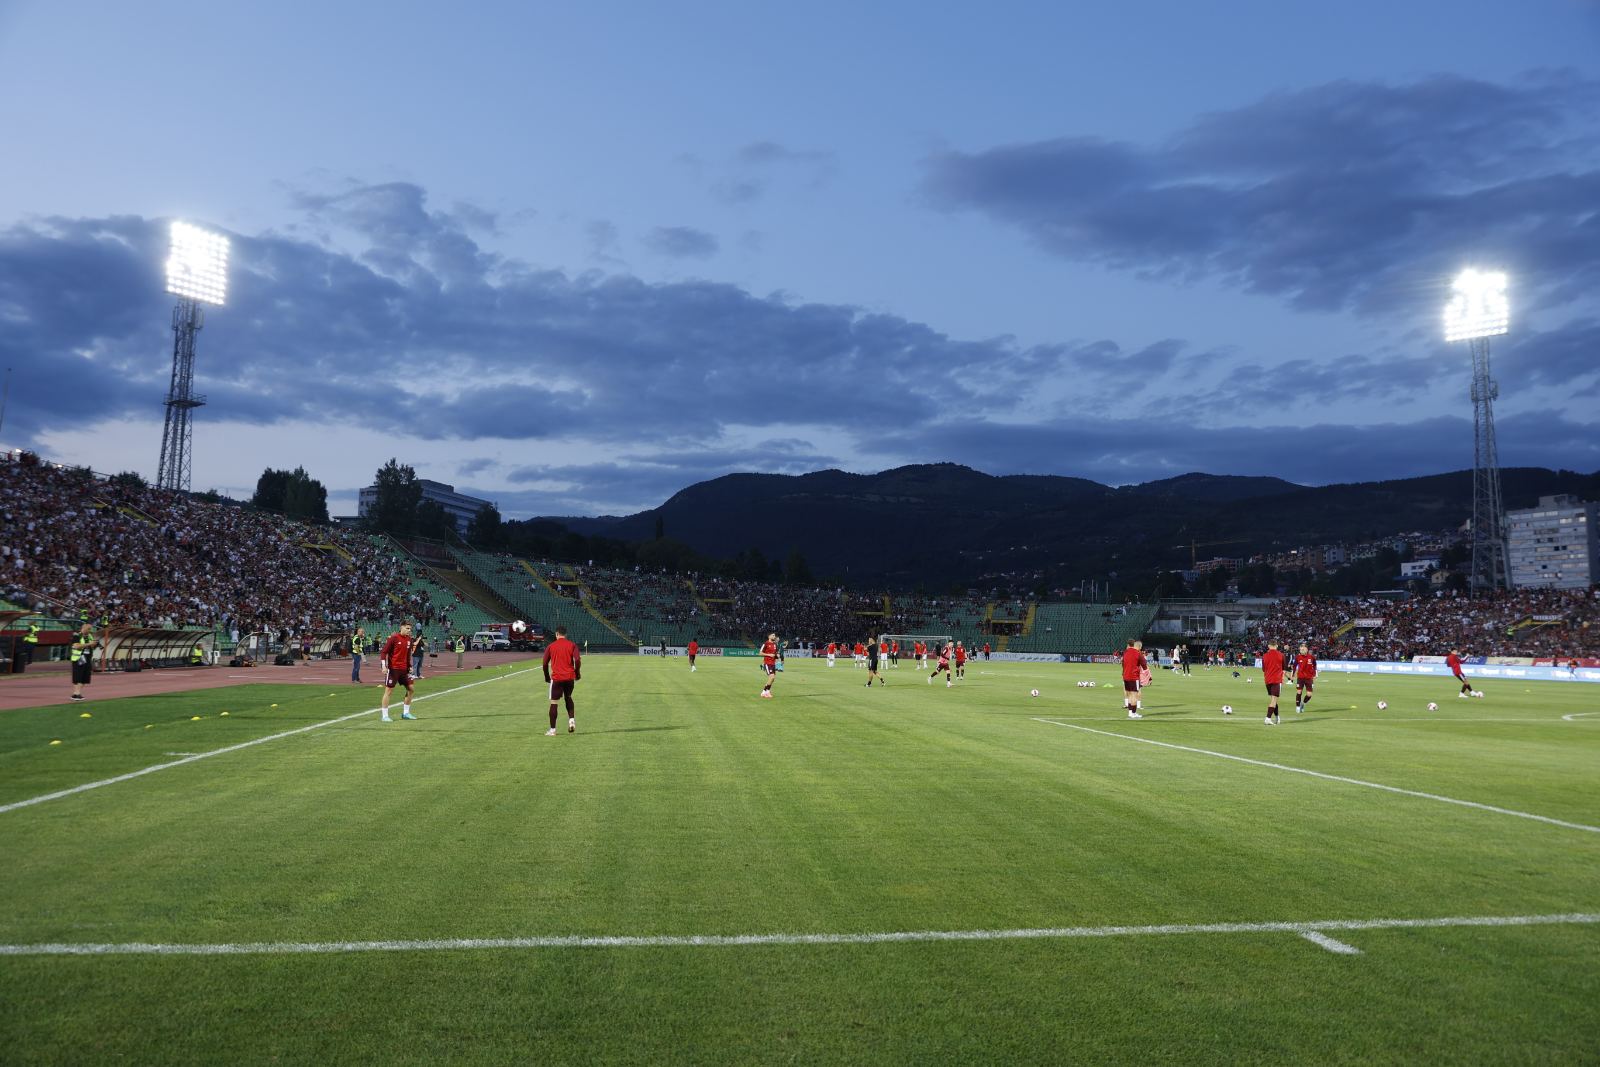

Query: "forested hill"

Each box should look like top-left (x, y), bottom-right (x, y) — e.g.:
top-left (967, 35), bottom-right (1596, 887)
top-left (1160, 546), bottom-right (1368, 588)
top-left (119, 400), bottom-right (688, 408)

top-left (540, 464), bottom-right (1598, 587)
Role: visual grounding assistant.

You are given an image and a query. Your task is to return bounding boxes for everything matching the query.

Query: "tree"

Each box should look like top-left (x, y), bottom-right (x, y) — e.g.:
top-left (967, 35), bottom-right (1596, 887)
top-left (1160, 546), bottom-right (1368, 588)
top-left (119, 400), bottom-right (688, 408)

top-left (110, 470), bottom-right (146, 489)
top-left (416, 499), bottom-right (456, 541)
top-left (784, 549), bottom-right (814, 586)
top-left (253, 467), bottom-right (329, 523)
top-left (467, 502), bottom-right (505, 548)
top-left (366, 459), bottom-right (423, 537)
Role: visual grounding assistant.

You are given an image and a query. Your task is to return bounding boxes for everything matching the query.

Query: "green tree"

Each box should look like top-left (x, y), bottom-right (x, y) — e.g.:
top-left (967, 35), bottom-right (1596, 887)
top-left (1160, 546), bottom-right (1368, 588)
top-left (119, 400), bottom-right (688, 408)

top-left (367, 459), bottom-right (423, 537)
top-left (416, 500), bottom-right (456, 541)
top-left (110, 470), bottom-right (146, 489)
top-left (254, 467), bottom-right (329, 522)
top-left (783, 549), bottom-right (814, 586)
top-left (467, 503), bottom-right (505, 548)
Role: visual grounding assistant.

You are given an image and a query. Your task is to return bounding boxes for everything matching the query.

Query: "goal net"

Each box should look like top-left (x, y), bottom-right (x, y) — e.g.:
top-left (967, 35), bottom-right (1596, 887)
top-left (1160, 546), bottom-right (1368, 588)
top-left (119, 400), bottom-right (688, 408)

top-left (877, 634), bottom-right (952, 659)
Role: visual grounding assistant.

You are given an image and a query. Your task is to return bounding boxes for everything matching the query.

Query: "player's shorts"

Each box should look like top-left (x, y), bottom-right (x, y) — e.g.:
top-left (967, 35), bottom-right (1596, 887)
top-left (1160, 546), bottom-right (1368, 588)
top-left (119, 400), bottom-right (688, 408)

top-left (1453, 673), bottom-right (1467, 684)
top-left (548, 679), bottom-right (576, 702)
top-left (1296, 678), bottom-right (1314, 691)
top-left (1123, 679), bottom-right (1138, 692)
top-left (687, 653), bottom-right (697, 663)
top-left (1265, 683), bottom-right (1281, 697)
top-left (867, 658), bottom-right (879, 671)
top-left (72, 660), bottom-right (92, 685)
top-left (384, 667), bottom-right (412, 689)
top-left (762, 663), bottom-right (777, 677)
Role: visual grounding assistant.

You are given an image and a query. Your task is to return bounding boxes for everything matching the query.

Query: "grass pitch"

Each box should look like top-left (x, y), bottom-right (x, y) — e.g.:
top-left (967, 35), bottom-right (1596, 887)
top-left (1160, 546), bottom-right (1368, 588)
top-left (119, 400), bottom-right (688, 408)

top-left (1, 656), bottom-right (1597, 1064)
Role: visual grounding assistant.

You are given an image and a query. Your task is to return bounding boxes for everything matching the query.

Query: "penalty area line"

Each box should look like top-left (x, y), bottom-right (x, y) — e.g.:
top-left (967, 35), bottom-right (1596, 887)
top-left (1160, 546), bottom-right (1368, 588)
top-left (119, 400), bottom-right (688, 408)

top-left (1033, 718), bottom-right (1600, 835)
top-left (0, 668), bottom-right (539, 817)
top-left (1, 912), bottom-right (1595, 958)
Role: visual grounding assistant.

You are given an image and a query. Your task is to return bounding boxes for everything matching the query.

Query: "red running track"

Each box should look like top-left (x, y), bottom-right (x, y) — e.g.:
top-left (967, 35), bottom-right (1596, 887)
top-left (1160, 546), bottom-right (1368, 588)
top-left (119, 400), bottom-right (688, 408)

top-left (0, 652), bottom-right (538, 712)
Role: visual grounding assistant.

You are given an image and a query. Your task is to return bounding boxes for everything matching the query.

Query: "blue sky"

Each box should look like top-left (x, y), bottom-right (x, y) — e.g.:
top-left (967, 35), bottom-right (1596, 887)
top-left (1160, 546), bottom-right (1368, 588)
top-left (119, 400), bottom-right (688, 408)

top-left (2, 0), bottom-right (1598, 517)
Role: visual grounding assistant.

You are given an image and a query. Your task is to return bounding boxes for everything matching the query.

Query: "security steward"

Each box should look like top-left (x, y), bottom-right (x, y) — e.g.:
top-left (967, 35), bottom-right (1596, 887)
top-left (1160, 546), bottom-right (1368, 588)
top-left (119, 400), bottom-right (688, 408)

top-left (70, 626), bottom-right (97, 701)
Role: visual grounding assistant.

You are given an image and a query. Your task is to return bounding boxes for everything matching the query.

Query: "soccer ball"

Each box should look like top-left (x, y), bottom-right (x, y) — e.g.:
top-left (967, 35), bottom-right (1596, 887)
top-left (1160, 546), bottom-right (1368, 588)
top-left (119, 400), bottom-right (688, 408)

top-left (1221, 705), bottom-right (1233, 715)
top-left (511, 620), bottom-right (528, 634)
top-left (1471, 690), bottom-right (1484, 698)
top-left (1030, 689), bottom-right (1040, 698)
top-left (1427, 702), bottom-right (1439, 711)
top-left (1377, 701), bottom-right (1388, 710)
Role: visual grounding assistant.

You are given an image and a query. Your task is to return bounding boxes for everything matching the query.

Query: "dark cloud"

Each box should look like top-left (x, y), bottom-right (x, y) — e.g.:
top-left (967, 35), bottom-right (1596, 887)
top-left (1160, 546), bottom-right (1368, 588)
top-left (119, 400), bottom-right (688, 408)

top-left (923, 73), bottom-right (1600, 318)
top-left (643, 226), bottom-right (720, 259)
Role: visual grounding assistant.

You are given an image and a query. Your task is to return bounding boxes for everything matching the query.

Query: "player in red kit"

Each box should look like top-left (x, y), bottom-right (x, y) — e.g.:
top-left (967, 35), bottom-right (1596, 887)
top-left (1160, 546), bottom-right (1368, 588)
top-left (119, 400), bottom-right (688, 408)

top-left (826, 641), bottom-right (838, 667)
top-left (929, 642), bottom-right (952, 687)
top-left (760, 633), bottom-right (779, 698)
top-left (1261, 640), bottom-right (1285, 725)
top-left (1293, 643), bottom-right (1317, 713)
top-left (1120, 639), bottom-right (1145, 718)
top-left (379, 621), bottom-right (417, 722)
top-left (1445, 648), bottom-right (1479, 698)
top-left (542, 624), bottom-right (581, 735)
top-left (687, 639), bottom-right (699, 672)
top-left (953, 642), bottom-right (967, 679)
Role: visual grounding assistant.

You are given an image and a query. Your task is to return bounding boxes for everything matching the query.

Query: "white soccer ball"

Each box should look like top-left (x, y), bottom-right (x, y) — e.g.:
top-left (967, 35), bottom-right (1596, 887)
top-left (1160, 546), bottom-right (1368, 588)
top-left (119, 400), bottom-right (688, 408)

top-left (1377, 701), bottom-right (1388, 710)
top-left (1221, 705), bottom-right (1233, 714)
top-left (1030, 689), bottom-right (1040, 698)
top-left (1471, 690), bottom-right (1484, 698)
top-left (1427, 702), bottom-right (1439, 711)
top-left (511, 620), bottom-right (528, 634)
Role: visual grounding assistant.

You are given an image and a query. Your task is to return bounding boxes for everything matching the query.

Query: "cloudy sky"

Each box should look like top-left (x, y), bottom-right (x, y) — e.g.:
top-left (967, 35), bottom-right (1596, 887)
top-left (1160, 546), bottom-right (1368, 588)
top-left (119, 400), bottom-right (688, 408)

top-left (2, 1), bottom-right (1598, 518)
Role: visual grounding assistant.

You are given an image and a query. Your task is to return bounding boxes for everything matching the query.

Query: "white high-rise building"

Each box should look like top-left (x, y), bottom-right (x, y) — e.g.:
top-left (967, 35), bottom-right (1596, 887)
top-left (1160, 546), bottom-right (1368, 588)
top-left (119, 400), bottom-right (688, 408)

top-left (1505, 494), bottom-right (1598, 590)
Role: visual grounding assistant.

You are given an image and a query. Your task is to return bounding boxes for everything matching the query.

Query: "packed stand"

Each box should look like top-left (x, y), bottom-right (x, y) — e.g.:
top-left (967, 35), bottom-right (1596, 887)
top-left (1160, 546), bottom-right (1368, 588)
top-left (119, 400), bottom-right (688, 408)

top-left (1261, 590), bottom-right (1600, 659)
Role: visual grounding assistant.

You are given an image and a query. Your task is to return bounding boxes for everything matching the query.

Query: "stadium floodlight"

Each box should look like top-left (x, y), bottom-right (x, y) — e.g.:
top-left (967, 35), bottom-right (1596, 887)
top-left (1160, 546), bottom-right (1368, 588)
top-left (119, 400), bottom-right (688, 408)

top-left (1442, 268), bottom-right (1508, 343)
top-left (165, 221), bottom-right (230, 306)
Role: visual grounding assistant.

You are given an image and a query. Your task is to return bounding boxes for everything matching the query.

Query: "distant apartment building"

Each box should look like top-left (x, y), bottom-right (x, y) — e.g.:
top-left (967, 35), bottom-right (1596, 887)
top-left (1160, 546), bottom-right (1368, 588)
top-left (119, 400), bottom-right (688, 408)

top-left (1399, 559), bottom-right (1440, 580)
top-left (358, 478), bottom-right (492, 536)
top-left (1506, 495), bottom-right (1599, 590)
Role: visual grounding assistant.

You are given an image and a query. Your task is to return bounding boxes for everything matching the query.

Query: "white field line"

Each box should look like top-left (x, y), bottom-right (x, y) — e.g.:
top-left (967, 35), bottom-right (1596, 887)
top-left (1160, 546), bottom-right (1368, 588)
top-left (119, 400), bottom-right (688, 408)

top-left (1, 912), bottom-right (1594, 958)
top-left (1564, 711), bottom-right (1600, 721)
top-left (1033, 718), bottom-right (1600, 835)
top-left (1300, 931), bottom-right (1362, 955)
top-left (1030, 715), bottom-right (1577, 724)
top-left (0, 668), bottom-right (538, 817)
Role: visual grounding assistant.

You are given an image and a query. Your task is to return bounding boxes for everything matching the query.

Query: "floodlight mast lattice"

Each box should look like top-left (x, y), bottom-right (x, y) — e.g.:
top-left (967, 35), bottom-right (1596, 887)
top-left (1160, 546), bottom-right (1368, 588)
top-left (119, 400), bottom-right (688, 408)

top-left (1443, 268), bottom-right (1510, 595)
top-left (156, 222), bottom-right (228, 492)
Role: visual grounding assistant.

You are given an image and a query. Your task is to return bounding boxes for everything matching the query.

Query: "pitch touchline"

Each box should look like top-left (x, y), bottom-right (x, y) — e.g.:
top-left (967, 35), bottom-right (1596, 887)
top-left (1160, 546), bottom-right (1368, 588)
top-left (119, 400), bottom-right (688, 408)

top-left (1, 912), bottom-right (1594, 958)
top-left (0, 668), bottom-right (539, 816)
top-left (1034, 718), bottom-right (1600, 834)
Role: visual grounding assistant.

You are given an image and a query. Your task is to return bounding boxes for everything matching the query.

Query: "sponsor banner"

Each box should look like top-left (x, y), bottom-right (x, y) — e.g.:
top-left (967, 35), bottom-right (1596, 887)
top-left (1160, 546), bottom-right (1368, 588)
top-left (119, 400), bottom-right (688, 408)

top-left (1486, 656), bottom-right (1536, 666)
top-left (1531, 614), bottom-right (1564, 622)
top-left (786, 648), bottom-right (815, 658)
top-left (1412, 655), bottom-right (1448, 664)
top-left (1318, 660), bottom-right (1600, 683)
top-left (636, 645), bottom-right (731, 657)
top-left (1534, 657), bottom-right (1600, 668)
top-left (1352, 618), bottom-right (1385, 628)
top-left (992, 652), bottom-right (1068, 663)
top-left (724, 648), bottom-right (760, 658)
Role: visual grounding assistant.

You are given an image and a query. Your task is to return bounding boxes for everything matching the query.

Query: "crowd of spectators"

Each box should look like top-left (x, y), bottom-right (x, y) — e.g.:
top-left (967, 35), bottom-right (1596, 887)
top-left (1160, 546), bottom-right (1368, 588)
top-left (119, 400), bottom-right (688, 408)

top-left (1261, 589), bottom-right (1599, 659)
top-left (1, 453), bottom-right (424, 640)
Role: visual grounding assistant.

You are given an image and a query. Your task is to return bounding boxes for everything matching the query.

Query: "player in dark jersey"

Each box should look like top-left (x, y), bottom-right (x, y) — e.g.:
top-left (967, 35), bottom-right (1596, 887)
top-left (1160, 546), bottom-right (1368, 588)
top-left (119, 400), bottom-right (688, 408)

top-left (1293, 643), bottom-right (1317, 713)
top-left (542, 624), bottom-right (582, 734)
top-left (865, 637), bottom-right (884, 686)
top-left (929, 642), bottom-right (952, 687)
top-left (1120, 640), bottom-right (1145, 719)
top-left (379, 622), bottom-right (417, 722)
top-left (1261, 640), bottom-right (1285, 725)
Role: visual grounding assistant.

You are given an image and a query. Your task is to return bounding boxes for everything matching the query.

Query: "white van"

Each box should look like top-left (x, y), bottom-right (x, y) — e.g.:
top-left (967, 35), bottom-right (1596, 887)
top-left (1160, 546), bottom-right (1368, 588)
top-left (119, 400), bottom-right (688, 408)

top-left (472, 630), bottom-right (510, 651)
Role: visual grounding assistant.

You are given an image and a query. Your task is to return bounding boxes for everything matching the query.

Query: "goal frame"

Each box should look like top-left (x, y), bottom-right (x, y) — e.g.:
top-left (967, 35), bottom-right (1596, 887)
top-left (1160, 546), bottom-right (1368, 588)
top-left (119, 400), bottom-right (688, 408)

top-left (877, 633), bottom-right (953, 655)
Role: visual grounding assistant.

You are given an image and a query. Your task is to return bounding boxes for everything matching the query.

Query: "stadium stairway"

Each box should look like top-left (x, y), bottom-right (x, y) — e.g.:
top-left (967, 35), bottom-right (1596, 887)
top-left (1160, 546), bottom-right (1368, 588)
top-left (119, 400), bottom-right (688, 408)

top-left (450, 549), bottom-right (634, 650)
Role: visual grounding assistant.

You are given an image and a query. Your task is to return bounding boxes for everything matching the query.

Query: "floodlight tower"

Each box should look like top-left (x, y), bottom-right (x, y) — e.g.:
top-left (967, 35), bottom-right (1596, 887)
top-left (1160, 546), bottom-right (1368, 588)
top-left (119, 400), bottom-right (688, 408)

top-left (156, 222), bottom-right (229, 492)
top-left (1443, 268), bottom-right (1510, 594)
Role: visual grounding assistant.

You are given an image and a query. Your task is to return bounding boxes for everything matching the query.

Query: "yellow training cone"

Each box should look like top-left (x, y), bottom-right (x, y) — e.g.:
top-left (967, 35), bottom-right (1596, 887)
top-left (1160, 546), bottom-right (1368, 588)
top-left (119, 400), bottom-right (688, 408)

top-left (49, 739), bottom-right (62, 746)
top-left (79, 712), bottom-right (92, 718)
top-left (190, 716), bottom-right (201, 721)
